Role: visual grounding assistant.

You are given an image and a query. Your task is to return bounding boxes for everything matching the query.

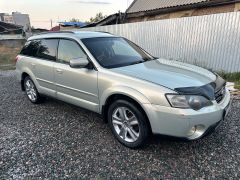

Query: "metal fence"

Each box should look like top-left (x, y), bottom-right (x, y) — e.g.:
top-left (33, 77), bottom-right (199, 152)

top-left (81, 12), bottom-right (240, 72)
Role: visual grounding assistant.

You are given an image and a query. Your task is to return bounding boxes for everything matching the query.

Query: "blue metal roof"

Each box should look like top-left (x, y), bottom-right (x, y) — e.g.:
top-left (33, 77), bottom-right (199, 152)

top-left (59, 22), bottom-right (87, 27)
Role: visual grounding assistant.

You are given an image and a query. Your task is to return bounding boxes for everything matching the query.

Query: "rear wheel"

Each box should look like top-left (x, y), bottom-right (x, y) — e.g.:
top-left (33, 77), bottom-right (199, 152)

top-left (24, 76), bottom-right (44, 104)
top-left (108, 99), bottom-right (150, 148)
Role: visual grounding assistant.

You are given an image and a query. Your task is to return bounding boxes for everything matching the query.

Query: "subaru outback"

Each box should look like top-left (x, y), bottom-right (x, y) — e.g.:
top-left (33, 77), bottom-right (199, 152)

top-left (16, 31), bottom-right (231, 148)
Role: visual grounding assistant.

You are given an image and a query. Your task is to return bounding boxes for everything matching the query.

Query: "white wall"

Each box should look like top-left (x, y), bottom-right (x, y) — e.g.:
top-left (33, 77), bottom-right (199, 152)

top-left (12, 13), bottom-right (31, 32)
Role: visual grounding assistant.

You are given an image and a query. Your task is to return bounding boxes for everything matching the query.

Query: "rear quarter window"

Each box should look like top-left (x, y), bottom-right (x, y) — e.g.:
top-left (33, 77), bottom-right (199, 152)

top-left (20, 40), bottom-right (41, 57)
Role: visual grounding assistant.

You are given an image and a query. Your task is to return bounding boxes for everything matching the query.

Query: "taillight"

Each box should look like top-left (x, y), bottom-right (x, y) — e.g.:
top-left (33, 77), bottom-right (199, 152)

top-left (15, 56), bottom-right (20, 64)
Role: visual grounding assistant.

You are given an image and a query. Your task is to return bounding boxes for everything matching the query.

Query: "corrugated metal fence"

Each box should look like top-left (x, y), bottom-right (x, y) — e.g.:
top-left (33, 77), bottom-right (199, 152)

top-left (81, 12), bottom-right (240, 72)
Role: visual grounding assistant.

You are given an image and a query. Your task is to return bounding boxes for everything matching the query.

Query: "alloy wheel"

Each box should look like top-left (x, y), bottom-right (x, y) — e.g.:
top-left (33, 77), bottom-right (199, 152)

top-left (112, 107), bottom-right (140, 142)
top-left (25, 79), bottom-right (37, 101)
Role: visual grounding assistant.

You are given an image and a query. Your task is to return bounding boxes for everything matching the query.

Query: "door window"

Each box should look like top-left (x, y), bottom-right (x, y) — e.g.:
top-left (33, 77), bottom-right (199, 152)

top-left (36, 39), bottom-right (58, 61)
top-left (57, 39), bottom-right (87, 64)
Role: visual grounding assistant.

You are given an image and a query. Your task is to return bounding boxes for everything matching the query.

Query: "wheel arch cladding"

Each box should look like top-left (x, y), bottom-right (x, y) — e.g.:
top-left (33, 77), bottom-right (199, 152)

top-left (21, 72), bottom-right (30, 91)
top-left (102, 94), bottom-right (153, 133)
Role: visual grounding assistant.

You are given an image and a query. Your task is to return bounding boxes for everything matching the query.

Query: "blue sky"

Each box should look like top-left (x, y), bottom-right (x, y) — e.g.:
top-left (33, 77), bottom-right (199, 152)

top-left (0, 0), bottom-right (134, 29)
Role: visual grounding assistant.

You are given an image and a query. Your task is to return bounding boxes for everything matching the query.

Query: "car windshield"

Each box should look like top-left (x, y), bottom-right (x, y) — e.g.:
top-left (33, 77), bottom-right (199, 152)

top-left (81, 37), bottom-right (155, 68)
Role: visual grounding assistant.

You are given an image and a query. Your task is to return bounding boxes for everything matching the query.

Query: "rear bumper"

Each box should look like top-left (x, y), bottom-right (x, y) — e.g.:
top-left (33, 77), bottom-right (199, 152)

top-left (144, 89), bottom-right (231, 140)
top-left (15, 69), bottom-right (24, 91)
top-left (15, 69), bottom-right (22, 82)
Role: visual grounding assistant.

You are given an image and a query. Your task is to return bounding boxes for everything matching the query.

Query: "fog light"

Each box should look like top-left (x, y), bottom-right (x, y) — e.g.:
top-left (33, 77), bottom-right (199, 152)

top-left (188, 126), bottom-right (196, 136)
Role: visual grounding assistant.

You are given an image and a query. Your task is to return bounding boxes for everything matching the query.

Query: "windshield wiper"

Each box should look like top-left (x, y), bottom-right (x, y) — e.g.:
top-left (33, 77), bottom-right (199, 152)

top-left (128, 61), bottom-right (144, 66)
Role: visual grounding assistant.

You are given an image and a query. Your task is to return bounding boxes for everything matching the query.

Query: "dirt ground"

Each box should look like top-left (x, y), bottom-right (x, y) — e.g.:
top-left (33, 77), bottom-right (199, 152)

top-left (0, 46), bottom-right (21, 70)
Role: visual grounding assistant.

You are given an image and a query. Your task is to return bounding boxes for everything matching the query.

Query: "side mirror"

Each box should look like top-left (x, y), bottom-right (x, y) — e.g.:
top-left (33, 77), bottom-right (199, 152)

top-left (69, 58), bottom-right (89, 68)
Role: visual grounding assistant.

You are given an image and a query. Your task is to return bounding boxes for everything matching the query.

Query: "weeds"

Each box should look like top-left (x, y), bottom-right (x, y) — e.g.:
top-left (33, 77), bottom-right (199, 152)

top-left (218, 71), bottom-right (240, 90)
top-left (0, 46), bottom-right (20, 70)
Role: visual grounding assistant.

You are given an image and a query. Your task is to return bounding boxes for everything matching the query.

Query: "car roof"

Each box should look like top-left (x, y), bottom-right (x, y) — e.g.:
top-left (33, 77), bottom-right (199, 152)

top-left (28, 31), bottom-right (117, 41)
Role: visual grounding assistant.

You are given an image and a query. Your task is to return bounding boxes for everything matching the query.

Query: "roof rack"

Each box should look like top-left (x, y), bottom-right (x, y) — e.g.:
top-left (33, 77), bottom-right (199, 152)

top-left (36, 31), bottom-right (75, 35)
top-left (95, 31), bottom-right (113, 34)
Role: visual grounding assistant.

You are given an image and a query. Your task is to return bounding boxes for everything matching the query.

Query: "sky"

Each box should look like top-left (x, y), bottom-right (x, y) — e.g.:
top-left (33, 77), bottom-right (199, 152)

top-left (0, 0), bottom-right (134, 29)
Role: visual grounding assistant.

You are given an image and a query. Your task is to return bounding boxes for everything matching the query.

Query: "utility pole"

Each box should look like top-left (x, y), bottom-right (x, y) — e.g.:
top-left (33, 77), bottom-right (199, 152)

top-left (50, 19), bottom-right (53, 29)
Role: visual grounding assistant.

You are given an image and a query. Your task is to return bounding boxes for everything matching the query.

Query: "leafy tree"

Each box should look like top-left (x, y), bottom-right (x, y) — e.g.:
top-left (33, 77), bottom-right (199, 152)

top-left (69, 18), bottom-right (80, 22)
top-left (87, 12), bottom-right (107, 23)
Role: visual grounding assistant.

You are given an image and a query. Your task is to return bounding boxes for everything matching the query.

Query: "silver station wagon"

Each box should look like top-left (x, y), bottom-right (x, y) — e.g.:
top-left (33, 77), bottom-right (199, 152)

top-left (16, 31), bottom-right (231, 148)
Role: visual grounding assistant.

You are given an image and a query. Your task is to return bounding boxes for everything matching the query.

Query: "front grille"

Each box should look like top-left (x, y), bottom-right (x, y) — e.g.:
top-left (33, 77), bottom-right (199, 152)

top-left (215, 86), bottom-right (226, 103)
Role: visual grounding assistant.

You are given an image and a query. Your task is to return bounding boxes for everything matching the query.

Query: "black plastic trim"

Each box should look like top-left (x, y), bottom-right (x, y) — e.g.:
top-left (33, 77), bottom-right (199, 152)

top-left (174, 75), bottom-right (226, 100)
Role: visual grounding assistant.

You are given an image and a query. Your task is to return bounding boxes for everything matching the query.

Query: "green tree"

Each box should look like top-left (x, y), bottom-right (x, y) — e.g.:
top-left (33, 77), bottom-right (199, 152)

top-left (87, 12), bottom-right (107, 23)
top-left (69, 18), bottom-right (80, 22)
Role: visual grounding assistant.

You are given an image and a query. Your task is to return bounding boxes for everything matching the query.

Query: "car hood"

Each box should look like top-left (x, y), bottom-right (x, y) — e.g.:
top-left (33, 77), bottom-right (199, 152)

top-left (110, 59), bottom-right (217, 90)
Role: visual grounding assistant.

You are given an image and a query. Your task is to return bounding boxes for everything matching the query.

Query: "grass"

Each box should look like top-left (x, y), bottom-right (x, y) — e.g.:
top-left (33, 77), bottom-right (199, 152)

top-left (218, 71), bottom-right (240, 90)
top-left (0, 46), bottom-right (20, 70)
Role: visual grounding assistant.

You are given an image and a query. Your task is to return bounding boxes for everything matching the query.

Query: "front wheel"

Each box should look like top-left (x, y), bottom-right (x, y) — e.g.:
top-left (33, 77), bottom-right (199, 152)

top-left (108, 100), bottom-right (150, 148)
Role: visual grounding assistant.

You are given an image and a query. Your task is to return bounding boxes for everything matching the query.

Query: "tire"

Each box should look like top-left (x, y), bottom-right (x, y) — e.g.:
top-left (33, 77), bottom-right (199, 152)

top-left (108, 99), bottom-right (150, 148)
top-left (23, 76), bottom-right (44, 104)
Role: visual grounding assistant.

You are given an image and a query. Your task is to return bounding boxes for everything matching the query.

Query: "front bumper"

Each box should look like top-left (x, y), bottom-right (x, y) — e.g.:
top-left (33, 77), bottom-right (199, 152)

top-left (144, 89), bottom-right (231, 140)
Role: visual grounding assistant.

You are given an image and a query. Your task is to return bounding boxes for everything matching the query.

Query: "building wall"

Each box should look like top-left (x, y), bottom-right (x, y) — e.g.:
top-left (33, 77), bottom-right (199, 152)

top-left (126, 2), bottom-right (240, 23)
top-left (235, 2), bottom-right (240, 11)
top-left (0, 13), bottom-right (4, 21)
top-left (3, 15), bottom-right (14, 24)
top-left (12, 13), bottom-right (31, 32)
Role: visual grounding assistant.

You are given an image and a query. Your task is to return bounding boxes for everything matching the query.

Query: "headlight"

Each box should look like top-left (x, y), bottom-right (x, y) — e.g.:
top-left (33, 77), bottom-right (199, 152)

top-left (166, 94), bottom-right (212, 110)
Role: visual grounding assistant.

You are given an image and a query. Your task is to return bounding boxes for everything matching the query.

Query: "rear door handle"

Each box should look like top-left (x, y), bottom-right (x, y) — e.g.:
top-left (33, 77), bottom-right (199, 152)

top-left (56, 69), bottom-right (63, 74)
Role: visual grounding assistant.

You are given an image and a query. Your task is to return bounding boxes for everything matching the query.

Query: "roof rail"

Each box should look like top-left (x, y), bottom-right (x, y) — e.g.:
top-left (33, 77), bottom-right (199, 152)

top-left (35, 31), bottom-right (75, 35)
top-left (95, 31), bottom-right (112, 34)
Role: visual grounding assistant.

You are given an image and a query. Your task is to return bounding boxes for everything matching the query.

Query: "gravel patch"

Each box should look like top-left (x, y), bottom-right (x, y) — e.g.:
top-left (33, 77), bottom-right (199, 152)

top-left (0, 70), bottom-right (239, 179)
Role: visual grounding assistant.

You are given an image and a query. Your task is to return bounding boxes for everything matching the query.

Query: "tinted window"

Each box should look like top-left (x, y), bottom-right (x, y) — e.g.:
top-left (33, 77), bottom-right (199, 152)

top-left (58, 39), bottom-right (87, 64)
top-left (82, 37), bottom-right (154, 68)
top-left (20, 40), bottom-right (41, 57)
top-left (36, 39), bottom-right (58, 61)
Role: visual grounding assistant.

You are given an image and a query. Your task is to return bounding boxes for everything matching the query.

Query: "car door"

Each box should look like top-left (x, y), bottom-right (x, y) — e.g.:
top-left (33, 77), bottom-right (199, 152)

top-left (54, 39), bottom-right (99, 113)
top-left (34, 39), bottom-right (58, 97)
top-left (20, 40), bottom-right (41, 80)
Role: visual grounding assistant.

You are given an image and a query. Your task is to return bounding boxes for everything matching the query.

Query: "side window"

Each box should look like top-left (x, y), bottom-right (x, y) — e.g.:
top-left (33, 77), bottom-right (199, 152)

top-left (36, 39), bottom-right (58, 61)
top-left (20, 40), bottom-right (41, 57)
top-left (58, 39), bottom-right (87, 64)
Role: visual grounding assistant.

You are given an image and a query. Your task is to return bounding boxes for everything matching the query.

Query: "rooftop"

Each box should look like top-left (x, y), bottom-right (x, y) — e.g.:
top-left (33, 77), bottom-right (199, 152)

top-left (126, 0), bottom-right (238, 14)
top-left (0, 21), bottom-right (23, 34)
